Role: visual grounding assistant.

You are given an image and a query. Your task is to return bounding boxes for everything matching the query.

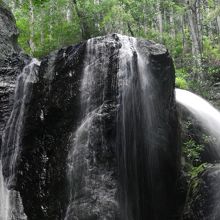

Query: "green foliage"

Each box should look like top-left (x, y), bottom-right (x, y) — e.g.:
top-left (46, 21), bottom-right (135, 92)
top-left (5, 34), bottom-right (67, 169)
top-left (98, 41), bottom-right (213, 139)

top-left (3, 0), bottom-right (220, 77)
top-left (187, 163), bottom-right (208, 195)
top-left (175, 77), bottom-right (188, 89)
top-left (183, 139), bottom-right (204, 165)
top-left (175, 68), bottom-right (188, 89)
top-left (203, 36), bottom-right (220, 60)
top-left (190, 163), bottom-right (208, 179)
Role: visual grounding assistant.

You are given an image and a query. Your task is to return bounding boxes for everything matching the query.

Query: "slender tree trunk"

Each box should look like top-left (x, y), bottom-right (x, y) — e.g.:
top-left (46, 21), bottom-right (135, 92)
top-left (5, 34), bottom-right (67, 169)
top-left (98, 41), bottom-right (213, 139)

top-left (196, 0), bottom-right (203, 52)
top-left (66, 0), bottom-right (72, 23)
top-left (216, 0), bottom-right (220, 33)
top-left (156, 0), bottom-right (163, 41)
top-left (180, 14), bottom-right (186, 68)
top-left (73, 0), bottom-right (90, 40)
top-left (94, 0), bottom-right (101, 33)
top-left (49, 5), bottom-right (53, 42)
top-left (202, 0), bottom-right (212, 37)
top-left (29, 0), bottom-right (35, 54)
top-left (185, 0), bottom-right (202, 76)
top-left (127, 22), bottom-right (134, 36)
top-left (40, 6), bottom-right (44, 44)
top-left (143, 4), bottom-right (147, 35)
top-left (181, 15), bottom-right (185, 49)
top-left (170, 7), bottom-right (175, 38)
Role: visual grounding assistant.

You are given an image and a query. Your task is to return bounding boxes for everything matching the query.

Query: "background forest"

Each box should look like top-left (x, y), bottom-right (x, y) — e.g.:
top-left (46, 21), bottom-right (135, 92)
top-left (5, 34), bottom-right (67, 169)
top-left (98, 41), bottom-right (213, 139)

top-left (3, 0), bottom-right (220, 92)
top-left (1, 1), bottom-right (220, 218)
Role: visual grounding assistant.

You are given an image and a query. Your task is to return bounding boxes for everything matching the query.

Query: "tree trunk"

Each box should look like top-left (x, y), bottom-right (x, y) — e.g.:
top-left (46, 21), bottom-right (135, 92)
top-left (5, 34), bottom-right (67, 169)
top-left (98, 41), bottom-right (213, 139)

top-left (185, 0), bottom-right (202, 75)
top-left (216, 0), bottom-right (220, 34)
top-left (40, 7), bottom-right (44, 44)
top-left (94, 0), bottom-right (101, 33)
top-left (66, 0), bottom-right (72, 23)
top-left (73, 0), bottom-right (90, 40)
top-left (29, 0), bottom-right (35, 54)
top-left (156, 0), bottom-right (163, 41)
top-left (170, 7), bottom-right (175, 38)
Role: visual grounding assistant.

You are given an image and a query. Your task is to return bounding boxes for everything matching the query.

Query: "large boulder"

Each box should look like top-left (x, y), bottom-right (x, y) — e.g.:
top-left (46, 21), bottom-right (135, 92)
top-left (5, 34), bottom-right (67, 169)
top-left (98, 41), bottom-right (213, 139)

top-left (12, 34), bottom-right (180, 220)
top-left (183, 164), bottom-right (220, 220)
top-left (0, 4), bottom-right (180, 219)
top-left (0, 1), bottom-right (29, 146)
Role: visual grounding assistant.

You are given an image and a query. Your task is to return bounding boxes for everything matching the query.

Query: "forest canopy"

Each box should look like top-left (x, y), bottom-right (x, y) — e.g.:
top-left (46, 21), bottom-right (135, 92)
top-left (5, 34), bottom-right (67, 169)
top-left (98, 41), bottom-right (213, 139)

top-left (4, 0), bottom-right (220, 89)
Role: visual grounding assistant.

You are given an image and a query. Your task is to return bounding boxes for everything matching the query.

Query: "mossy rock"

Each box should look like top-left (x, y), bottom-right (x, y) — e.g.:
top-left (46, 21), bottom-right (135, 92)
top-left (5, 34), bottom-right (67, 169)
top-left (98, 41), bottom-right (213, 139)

top-left (183, 163), bottom-right (220, 220)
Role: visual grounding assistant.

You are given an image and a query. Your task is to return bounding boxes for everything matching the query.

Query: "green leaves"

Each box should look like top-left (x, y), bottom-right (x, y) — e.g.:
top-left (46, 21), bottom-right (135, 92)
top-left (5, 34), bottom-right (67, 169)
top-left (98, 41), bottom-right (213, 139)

top-left (3, 0), bottom-right (219, 76)
top-left (183, 139), bottom-right (204, 164)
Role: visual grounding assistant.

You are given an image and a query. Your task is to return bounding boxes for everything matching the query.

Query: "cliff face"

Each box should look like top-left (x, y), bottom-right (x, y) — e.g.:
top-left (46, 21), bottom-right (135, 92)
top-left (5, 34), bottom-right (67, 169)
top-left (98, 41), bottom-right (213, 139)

top-left (0, 1), bottom-right (29, 146)
top-left (18, 44), bottom-right (87, 220)
top-left (0, 4), bottom-right (180, 220)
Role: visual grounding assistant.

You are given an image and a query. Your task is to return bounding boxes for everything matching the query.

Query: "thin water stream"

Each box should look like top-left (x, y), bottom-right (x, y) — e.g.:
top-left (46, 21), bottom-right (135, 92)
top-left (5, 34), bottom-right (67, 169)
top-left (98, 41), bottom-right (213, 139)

top-left (65, 34), bottom-right (169, 220)
top-left (0, 59), bottom-right (40, 220)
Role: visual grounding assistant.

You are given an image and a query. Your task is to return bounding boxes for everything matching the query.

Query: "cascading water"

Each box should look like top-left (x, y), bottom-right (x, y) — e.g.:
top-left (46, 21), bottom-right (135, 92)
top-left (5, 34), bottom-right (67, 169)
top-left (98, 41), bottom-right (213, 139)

top-left (175, 88), bottom-right (220, 219)
top-left (117, 36), bottom-right (167, 220)
top-left (65, 34), bottom-right (177, 220)
top-left (176, 88), bottom-right (220, 156)
top-left (0, 58), bottom-right (40, 220)
top-left (0, 162), bottom-right (9, 220)
top-left (64, 37), bottom-right (119, 219)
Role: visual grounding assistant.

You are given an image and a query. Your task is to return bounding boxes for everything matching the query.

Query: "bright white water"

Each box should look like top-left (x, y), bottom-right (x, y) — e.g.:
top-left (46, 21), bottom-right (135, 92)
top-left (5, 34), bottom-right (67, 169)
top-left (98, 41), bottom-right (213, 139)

top-left (117, 34), bottom-right (163, 220)
top-left (65, 37), bottom-right (118, 219)
top-left (0, 58), bottom-right (40, 220)
top-left (0, 162), bottom-right (9, 220)
top-left (176, 88), bottom-right (220, 155)
top-left (65, 35), bottom-right (174, 219)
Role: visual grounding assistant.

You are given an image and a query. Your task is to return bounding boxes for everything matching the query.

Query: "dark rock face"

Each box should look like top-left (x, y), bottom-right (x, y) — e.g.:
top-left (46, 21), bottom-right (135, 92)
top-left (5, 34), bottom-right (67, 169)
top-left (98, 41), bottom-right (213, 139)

top-left (0, 2), bottom-right (29, 147)
top-left (0, 5), bottom-right (180, 219)
top-left (64, 36), bottom-right (120, 220)
top-left (13, 35), bottom-right (179, 220)
top-left (183, 164), bottom-right (220, 220)
top-left (17, 44), bottom-right (86, 220)
top-left (117, 38), bottom-right (180, 220)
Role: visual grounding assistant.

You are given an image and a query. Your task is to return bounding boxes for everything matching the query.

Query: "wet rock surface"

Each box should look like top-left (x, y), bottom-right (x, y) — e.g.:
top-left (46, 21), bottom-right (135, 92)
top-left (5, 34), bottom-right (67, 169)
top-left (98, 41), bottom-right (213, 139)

top-left (183, 164), bottom-right (220, 220)
top-left (17, 44), bottom-right (86, 220)
top-left (9, 35), bottom-right (178, 220)
top-left (0, 4), bottom-right (180, 220)
top-left (0, 1), bottom-right (29, 148)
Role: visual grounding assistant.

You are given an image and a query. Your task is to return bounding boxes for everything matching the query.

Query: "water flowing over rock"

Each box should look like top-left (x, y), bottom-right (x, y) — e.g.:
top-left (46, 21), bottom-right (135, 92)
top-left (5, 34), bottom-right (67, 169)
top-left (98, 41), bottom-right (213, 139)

top-left (0, 1), bottom-right (29, 148)
top-left (63, 34), bottom-right (178, 220)
top-left (176, 89), bottom-right (220, 149)
top-left (0, 3), bottom-right (31, 220)
top-left (0, 58), bottom-right (40, 220)
top-left (176, 89), bottom-right (220, 220)
top-left (116, 35), bottom-right (179, 220)
top-left (0, 5), bottom-right (179, 219)
top-left (0, 35), bottom-right (179, 220)
top-left (64, 37), bottom-right (120, 220)
top-left (0, 161), bottom-right (9, 220)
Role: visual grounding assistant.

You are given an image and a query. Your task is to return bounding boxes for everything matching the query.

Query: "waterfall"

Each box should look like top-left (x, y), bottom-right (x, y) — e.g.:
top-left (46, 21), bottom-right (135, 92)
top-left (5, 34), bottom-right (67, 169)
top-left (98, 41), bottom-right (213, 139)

top-left (65, 34), bottom-right (175, 220)
top-left (176, 88), bottom-right (220, 157)
top-left (0, 162), bottom-right (9, 220)
top-left (65, 37), bottom-right (119, 219)
top-left (0, 58), bottom-right (40, 220)
top-left (117, 35), bottom-right (163, 220)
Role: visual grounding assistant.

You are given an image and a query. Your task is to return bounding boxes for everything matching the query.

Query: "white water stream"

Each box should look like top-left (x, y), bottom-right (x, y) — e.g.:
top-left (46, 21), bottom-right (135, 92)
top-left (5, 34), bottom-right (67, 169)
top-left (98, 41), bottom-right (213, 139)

top-left (176, 88), bottom-right (220, 152)
top-left (0, 162), bottom-right (9, 220)
top-left (0, 58), bottom-right (40, 220)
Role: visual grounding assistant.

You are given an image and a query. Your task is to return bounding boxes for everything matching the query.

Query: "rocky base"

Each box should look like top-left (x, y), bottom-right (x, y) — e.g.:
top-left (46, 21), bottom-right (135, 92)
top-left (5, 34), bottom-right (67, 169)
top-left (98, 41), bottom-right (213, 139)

top-left (183, 164), bottom-right (220, 220)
